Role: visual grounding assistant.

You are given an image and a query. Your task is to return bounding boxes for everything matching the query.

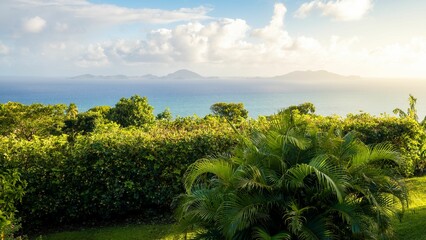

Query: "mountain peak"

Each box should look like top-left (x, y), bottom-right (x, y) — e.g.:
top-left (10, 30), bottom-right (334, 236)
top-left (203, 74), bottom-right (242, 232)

top-left (275, 70), bottom-right (358, 81)
top-left (166, 69), bottom-right (203, 79)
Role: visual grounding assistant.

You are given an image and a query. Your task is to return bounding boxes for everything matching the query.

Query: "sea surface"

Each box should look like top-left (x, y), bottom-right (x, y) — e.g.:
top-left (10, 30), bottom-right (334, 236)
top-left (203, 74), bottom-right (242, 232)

top-left (1, 76), bottom-right (426, 118)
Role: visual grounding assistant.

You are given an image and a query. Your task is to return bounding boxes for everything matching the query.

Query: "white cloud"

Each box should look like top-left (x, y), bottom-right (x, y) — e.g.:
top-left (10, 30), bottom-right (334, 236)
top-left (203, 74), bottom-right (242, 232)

top-left (64, 3), bottom-right (426, 78)
top-left (1, 1), bottom-right (426, 78)
top-left (10, 0), bottom-right (211, 26)
top-left (74, 6), bottom-right (211, 24)
top-left (295, 0), bottom-right (373, 21)
top-left (0, 0), bottom-right (213, 72)
top-left (366, 37), bottom-right (426, 76)
top-left (76, 44), bottom-right (109, 67)
top-left (106, 3), bottom-right (295, 66)
top-left (108, 18), bottom-right (252, 64)
top-left (252, 3), bottom-right (292, 45)
top-left (0, 42), bottom-right (9, 55)
top-left (23, 16), bottom-right (47, 33)
top-left (104, 3), bottom-right (332, 69)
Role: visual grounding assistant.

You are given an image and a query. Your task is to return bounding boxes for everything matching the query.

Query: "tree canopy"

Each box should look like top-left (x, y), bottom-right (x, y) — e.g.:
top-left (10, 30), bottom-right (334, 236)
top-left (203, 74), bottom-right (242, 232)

top-left (280, 102), bottom-right (316, 115)
top-left (210, 102), bottom-right (248, 121)
top-left (107, 95), bottom-right (155, 127)
top-left (0, 102), bottom-right (66, 140)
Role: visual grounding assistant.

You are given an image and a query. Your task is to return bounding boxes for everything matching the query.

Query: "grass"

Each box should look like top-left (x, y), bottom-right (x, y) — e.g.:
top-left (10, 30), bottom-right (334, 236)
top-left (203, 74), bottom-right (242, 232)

top-left (39, 175), bottom-right (426, 240)
top-left (393, 175), bottom-right (426, 240)
top-left (38, 224), bottom-right (190, 240)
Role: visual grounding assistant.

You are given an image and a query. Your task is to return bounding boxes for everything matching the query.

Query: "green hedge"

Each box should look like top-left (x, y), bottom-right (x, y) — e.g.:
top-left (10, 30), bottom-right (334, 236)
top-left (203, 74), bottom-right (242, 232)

top-left (296, 112), bottom-right (425, 176)
top-left (343, 114), bottom-right (425, 176)
top-left (0, 113), bottom-right (424, 232)
top-left (0, 118), bottom-right (239, 231)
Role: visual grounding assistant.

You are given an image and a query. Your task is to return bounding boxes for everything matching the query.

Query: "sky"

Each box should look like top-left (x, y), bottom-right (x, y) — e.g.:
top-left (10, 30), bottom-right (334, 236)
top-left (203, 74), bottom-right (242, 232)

top-left (0, 0), bottom-right (425, 78)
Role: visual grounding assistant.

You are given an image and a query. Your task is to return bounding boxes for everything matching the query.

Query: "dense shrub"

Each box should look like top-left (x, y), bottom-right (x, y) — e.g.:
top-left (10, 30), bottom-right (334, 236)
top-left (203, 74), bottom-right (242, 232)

top-left (0, 167), bottom-right (26, 238)
top-left (156, 108), bottom-right (173, 121)
top-left (343, 113), bottom-right (425, 176)
top-left (0, 102), bottom-right (66, 140)
top-left (176, 113), bottom-right (408, 239)
top-left (0, 117), bottom-right (239, 231)
top-left (291, 112), bottom-right (425, 176)
top-left (0, 104), bottom-right (425, 234)
top-left (0, 135), bottom-right (70, 229)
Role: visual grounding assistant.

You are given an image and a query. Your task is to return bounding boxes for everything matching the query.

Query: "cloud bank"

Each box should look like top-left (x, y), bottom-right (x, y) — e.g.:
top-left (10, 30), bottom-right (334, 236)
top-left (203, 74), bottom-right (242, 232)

top-left (295, 0), bottom-right (373, 21)
top-left (103, 4), bottom-right (319, 67)
top-left (0, 1), bottom-right (425, 78)
top-left (0, 0), bottom-right (211, 40)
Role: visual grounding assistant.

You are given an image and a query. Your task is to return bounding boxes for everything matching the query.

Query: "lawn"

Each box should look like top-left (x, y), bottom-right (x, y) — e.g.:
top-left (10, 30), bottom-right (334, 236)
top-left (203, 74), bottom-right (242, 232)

top-left (37, 224), bottom-right (189, 240)
top-left (394, 175), bottom-right (426, 240)
top-left (39, 175), bottom-right (426, 240)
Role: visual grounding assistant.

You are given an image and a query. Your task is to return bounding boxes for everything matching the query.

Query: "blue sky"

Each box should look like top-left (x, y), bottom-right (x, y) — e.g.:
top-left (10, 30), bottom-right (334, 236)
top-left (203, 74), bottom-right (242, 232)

top-left (0, 0), bottom-right (425, 78)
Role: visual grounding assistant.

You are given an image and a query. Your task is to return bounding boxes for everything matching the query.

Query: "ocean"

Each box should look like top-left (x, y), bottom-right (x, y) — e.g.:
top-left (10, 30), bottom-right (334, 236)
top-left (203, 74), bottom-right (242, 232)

top-left (1, 76), bottom-right (426, 118)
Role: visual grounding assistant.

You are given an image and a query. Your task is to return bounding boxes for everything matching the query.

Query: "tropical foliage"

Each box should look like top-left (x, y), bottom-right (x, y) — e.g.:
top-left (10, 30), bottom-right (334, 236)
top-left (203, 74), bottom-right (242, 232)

top-left (156, 107), bottom-right (173, 121)
top-left (0, 96), bottom-right (424, 236)
top-left (210, 102), bottom-right (249, 121)
top-left (0, 168), bottom-right (26, 239)
top-left (344, 113), bottom-right (425, 176)
top-left (279, 102), bottom-right (316, 115)
top-left (176, 113), bottom-right (408, 239)
top-left (107, 95), bottom-right (155, 127)
top-left (393, 94), bottom-right (419, 122)
top-left (0, 116), bottom-right (240, 231)
top-left (0, 102), bottom-right (67, 140)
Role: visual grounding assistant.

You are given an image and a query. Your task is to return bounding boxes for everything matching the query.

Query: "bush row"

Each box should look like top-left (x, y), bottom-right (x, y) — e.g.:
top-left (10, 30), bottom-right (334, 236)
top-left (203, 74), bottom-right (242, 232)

top-left (300, 113), bottom-right (426, 177)
top-left (344, 113), bottom-right (425, 176)
top-left (0, 113), bottom-right (425, 232)
top-left (0, 118), bottom-right (240, 231)
top-left (296, 112), bottom-right (425, 176)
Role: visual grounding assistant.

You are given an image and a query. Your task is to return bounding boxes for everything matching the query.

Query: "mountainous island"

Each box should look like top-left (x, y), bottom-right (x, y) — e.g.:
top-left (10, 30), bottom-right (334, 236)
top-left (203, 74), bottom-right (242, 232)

top-left (71, 69), bottom-right (360, 82)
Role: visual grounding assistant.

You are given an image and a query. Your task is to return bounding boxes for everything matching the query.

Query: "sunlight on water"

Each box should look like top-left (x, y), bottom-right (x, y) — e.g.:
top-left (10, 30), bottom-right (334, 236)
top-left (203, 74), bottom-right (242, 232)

top-left (1, 77), bottom-right (426, 118)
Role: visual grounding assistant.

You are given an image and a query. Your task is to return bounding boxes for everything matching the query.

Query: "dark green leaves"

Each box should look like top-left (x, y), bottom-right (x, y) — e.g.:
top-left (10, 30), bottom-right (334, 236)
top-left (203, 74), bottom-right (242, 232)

top-left (177, 112), bottom-right (408, 239)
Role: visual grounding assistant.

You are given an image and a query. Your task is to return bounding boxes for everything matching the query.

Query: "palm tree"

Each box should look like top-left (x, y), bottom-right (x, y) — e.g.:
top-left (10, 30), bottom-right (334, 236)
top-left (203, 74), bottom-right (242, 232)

top-left (175, 113), bottom-right (407, 239)
top-left (66, 103), bottom-right (79, 120)
top-left (393, 94), bottom-right (419, 122)
top-left (393, 94), bottom-right (426, 174)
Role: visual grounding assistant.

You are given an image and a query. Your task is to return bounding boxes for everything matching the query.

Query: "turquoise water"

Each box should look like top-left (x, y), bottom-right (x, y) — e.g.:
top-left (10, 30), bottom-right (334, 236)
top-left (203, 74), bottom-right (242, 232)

top-left (1, 77), bottom-right (425, 118)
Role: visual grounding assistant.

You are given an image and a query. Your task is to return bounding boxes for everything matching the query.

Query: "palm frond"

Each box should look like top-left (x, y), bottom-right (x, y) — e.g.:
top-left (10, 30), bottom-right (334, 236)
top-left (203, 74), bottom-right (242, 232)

top-left (284, 128), bottom-right (311, 150)
top-left (302, 215), bottom-right (334, 240)
top-left (287, 155), bottom-right (347, 202)
top-left (296, 226), bottom-right (322, 240)
top-left (184, 158), bottom-right (235, 193)
top-left (392, 108), bottom-right (407, 118)
top-left (328, 201), bottom-right (362, 234)
top-left (350, 143), bottom-right (400, 168)
top-left (309, 154), bottom-right (348, 202)
top-left (283, 202), bottom-right (313, 234)
top-left (253, 227), bottom-right (291, 240)
top-left (221, 192), bottom-right (275, 238)
top-left (336, 132), bottom-right (363, 162)
top-left (236, 164), bottom-right (275, 191)
top-left (174, 187), bottom-right (224, 235)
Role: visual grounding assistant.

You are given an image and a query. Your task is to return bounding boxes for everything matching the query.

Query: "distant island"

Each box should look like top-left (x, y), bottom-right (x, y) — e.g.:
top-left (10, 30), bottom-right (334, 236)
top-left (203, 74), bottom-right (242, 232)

top-left (71, 69), bottom-right (360, 82)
